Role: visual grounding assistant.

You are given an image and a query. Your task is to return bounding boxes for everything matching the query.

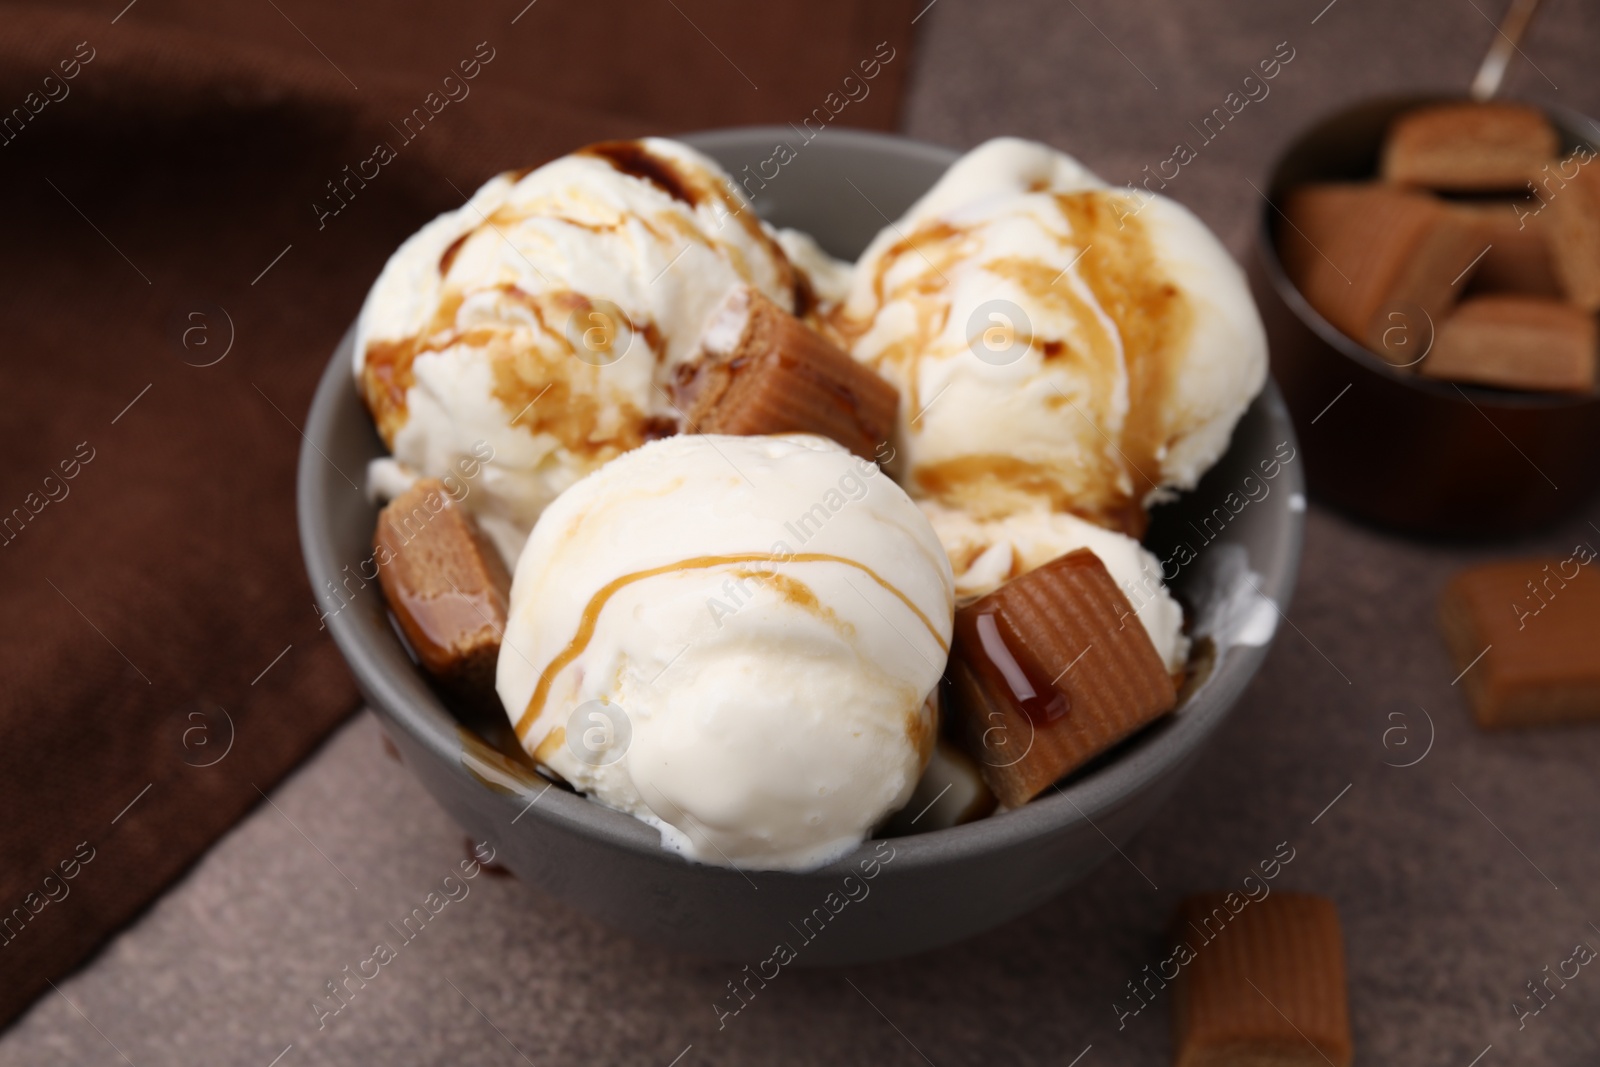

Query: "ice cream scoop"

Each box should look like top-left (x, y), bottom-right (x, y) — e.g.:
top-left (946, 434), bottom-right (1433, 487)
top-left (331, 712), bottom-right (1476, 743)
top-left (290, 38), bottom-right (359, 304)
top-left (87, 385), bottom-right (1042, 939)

top-left (919, 500), bottom-right (1188, 673)
top-left (354, 139), bottom-right (806, 564)
top-left (496, 433), bottom-right (954, 871)
top-left (832, 137), bottom-right (1268, 537)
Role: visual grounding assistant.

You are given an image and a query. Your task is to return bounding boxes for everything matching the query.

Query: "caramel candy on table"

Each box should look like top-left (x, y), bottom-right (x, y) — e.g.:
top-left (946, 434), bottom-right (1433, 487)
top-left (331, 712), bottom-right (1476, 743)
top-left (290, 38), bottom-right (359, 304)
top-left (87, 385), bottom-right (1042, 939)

top-left (945, 548), bottom-right (1176, 808)
top-left (1439, 555), bottom-right (1600, 728)
top-left (1544, 162), bottom-right (1600, 311)
top-left (1381, 101), bottom-right (1558, 191)
top-left (1420, 295), bottom-right (1596, 393)
top-left (1172, 893), bottom-right (1352, 1067)
top-left (373, 478), bottom-right (512, 701)
top-left (674, 285), bottom-right (898, 460)
top-left (1454, 201), bottom-right (1562, 298)
top-left (1279, 183), bottom-right (1486, 358)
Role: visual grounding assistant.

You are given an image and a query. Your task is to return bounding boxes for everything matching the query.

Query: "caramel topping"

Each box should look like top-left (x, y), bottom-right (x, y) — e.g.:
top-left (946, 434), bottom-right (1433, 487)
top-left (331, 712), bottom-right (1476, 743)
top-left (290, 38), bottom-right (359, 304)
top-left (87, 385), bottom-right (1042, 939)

top-left (582, 140), bottom-right (701, 206)
top-left (1051, 193), bottom-right (1190, 515)
top-left (792, 268), bottom-right (818, 321)
top-left (904, 698), bottom-right (936, 765)
top-left (439, 231), bottom-right (471, 275)
top-left (514, 552), bottom-right (948, 740)
top-left (458, 724), bottom-right (548, 797)
top-left (581, 140), bottom-right (798, 306)
top-left (912, 454), bottom-right (1148, 538)
top-left (360, 288), bottom-right (465, 444)
top-left (728, 567), bottom-right (857, 641)
top-left (830, 220), bottom-right (973, 350)
top-left (389, 587), bottom-right (503, 662)
top-left (359, 283), bottom-right (666, 462)
top-left (959, 606), bottom-right (1071, 725)
top-left (532, 724), bottom-right (567, 766)
top-left (733, 568), bottom-right (817, 613)
top-left (828, 191), bottom-right (1192, 530)
top-left (915, 454), bottom-right (1082, 514)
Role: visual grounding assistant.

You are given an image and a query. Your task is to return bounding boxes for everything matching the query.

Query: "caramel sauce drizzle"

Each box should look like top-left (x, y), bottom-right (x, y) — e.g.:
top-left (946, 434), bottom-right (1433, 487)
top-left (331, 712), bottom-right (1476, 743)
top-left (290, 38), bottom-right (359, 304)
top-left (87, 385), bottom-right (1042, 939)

top-left (1050, 192), bottom-right (1191, 511)
top-left (959, 606), bottom-right (1071, 725)
top-left (829, 221), bottom-right (972, 350)
top-left (513, 552), bottom-right (949, 741)
top-left (914, 453), bottom-right (1085, 515)
top-left (581, 140), bottom-right (798, 309)
top-left (361, 281), bottom-right (668, 461)
top-left (581, 141), bottom-right (703, 205)
top-left (439, 231), bottom-right (471, 275)
top-left (362, 288), bottom-right (467, 443)
top-left (825, 189), bottom-right (1193, 533)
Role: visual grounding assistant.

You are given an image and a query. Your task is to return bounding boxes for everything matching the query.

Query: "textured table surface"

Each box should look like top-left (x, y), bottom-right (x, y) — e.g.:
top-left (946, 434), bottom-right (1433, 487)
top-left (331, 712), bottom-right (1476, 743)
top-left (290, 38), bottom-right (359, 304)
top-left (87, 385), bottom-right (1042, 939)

top-left (8, 0), bottom-right (1600, 1063)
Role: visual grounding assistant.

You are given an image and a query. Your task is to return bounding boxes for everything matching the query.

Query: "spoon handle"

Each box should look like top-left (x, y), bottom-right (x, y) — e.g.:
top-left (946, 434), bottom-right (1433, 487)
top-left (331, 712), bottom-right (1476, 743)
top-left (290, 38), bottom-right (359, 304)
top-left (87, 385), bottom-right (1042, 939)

top-left (1470, 0), bottom-right (1542, 101)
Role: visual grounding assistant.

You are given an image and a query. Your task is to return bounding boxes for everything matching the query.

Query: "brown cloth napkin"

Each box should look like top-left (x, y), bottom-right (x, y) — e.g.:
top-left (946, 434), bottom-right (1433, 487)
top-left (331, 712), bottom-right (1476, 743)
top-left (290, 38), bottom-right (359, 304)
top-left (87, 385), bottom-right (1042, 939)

top-left (0, 0), bottom-right (915, 1028)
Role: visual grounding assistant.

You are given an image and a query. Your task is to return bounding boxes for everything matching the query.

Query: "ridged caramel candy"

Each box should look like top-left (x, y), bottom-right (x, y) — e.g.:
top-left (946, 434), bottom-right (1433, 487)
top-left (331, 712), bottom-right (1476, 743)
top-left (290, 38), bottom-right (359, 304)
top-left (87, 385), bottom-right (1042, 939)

top-left (1279, 183), bottom-right (1486, 358)
top-left (1381, 102), bottom-right (1557, 192)
top-left (945, 548), bottom-right (1176, 808)
top-left (674, 285), bottom-right (898, 459)
top-left (1421, 295), bottom-right (1596, 393)
top-left (1172, 893), bottom-right (1353, 1067)
top-left (1453, 200), bottom-right (1561, 298)
top-left (374, 478), bottom-right (511, 703)
top-left (1545, 162), bottom-right (1600, 311)
top-left (1440, 555), bottom-right (1600, 727)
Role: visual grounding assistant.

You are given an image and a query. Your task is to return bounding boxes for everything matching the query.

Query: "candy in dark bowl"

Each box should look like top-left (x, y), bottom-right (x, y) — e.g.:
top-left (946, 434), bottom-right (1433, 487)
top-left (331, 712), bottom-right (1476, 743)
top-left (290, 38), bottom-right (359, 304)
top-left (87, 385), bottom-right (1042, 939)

top-left (1251, 95), bottom-right (1600, 537)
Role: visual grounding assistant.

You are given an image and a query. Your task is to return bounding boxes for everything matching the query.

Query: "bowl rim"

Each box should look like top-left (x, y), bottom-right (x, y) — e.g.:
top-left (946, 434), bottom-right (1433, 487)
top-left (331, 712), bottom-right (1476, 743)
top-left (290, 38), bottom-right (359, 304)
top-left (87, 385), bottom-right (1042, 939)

top-left (1255, 92), bottom-right (1600, 410)
top-left (298, 125), bottom-right (1306, 879)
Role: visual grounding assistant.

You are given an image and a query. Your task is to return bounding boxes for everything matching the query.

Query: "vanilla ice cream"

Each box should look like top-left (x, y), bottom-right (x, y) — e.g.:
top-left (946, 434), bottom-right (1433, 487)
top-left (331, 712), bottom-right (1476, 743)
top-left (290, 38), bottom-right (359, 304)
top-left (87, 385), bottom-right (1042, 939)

top-left (919, 501), bottom-right (1188, 672)
top-left (832, 137), bottom-right (1267, 535)
top-left (497, 433), bottom-right (954, 871)
top-left (354, 139), bottom-right (808, 564)
top-left (776, 227), bottom-right (853, 314)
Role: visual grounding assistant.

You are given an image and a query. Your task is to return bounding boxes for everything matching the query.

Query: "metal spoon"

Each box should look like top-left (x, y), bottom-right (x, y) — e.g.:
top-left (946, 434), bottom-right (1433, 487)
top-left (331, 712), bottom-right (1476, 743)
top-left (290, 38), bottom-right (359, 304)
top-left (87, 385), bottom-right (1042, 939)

top-left (1469, 0), bottom-right (1542, 101)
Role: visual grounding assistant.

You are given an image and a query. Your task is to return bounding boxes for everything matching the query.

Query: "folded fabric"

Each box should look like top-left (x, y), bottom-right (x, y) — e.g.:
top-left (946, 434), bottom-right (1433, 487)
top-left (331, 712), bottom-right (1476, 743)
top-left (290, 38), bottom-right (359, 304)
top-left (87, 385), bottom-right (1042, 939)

top-left (0, 0), bottom-right (914, 1028)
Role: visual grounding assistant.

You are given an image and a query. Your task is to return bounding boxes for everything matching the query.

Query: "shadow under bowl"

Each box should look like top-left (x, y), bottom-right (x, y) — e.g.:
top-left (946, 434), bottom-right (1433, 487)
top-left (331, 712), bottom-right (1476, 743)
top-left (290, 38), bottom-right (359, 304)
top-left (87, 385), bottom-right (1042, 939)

top-left (298, 127), bottom-right (1305, 965)
top-left (1251, 94), bottom-right (1600, 538)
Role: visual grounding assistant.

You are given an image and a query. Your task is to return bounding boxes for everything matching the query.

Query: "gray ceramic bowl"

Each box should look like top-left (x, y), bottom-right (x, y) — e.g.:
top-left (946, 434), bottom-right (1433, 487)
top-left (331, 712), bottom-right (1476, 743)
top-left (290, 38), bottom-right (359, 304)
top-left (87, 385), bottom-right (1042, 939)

top-left (298, 127), bottom-right (1304, 965)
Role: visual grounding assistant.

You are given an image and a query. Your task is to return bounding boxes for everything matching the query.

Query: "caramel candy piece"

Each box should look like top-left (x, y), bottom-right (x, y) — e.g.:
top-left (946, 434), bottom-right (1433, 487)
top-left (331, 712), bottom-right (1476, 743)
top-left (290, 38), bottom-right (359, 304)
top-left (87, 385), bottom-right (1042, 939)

top-left (1544, 161), bottom-right (1600, 311)
top-left (1439, 553), bottom-right (1600, 728)
top-left (1454, 201), bottom-right (1561, 298)
top-left (374, 478), bottom-right (512, 701)
top-left (945, 548), bottom-right (1176, 808)
top-left (1280, 183), bottom-right (1486, 358)
top-left (1420, 295), bottom-right (1596, 393)
top-left (674, 285), bottom-right (898, 460)
top-left (1381, 101), bottom-right (1558, 191)
top-left (1172, 893), bottom-right (1352, 1067)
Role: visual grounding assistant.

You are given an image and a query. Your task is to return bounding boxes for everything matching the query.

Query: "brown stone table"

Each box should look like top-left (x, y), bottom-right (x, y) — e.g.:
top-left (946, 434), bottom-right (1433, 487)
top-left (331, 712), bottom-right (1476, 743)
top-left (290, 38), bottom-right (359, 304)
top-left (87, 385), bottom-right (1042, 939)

top-left (6, 0), bottom-right (1600, 1062)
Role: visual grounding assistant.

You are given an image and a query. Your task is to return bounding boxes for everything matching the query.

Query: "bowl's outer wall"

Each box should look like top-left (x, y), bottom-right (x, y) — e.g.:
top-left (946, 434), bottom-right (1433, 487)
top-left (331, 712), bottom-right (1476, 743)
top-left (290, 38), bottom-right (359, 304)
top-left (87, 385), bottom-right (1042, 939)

top-left (298, 128), bottom-right (1305, 965)
top-left (1253, 95), bottom-right (1600, 536)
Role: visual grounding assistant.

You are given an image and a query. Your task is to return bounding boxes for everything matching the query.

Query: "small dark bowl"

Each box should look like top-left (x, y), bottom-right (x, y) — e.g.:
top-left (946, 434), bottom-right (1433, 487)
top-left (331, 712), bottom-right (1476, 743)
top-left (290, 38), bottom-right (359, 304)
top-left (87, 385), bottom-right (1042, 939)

top-left (299, 127), bottom-right (1304, 964)
top-left (1252, 95), bottom-right (1600, 537)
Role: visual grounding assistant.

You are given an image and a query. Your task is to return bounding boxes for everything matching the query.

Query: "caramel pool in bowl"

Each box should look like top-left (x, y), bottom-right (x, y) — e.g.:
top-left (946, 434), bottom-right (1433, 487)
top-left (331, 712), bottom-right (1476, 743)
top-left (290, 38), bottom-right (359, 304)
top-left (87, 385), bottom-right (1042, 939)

top-left (1252, 94), bottom-right (1600, 537)
top-left (299, 127), bottom-right (1304, 964)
